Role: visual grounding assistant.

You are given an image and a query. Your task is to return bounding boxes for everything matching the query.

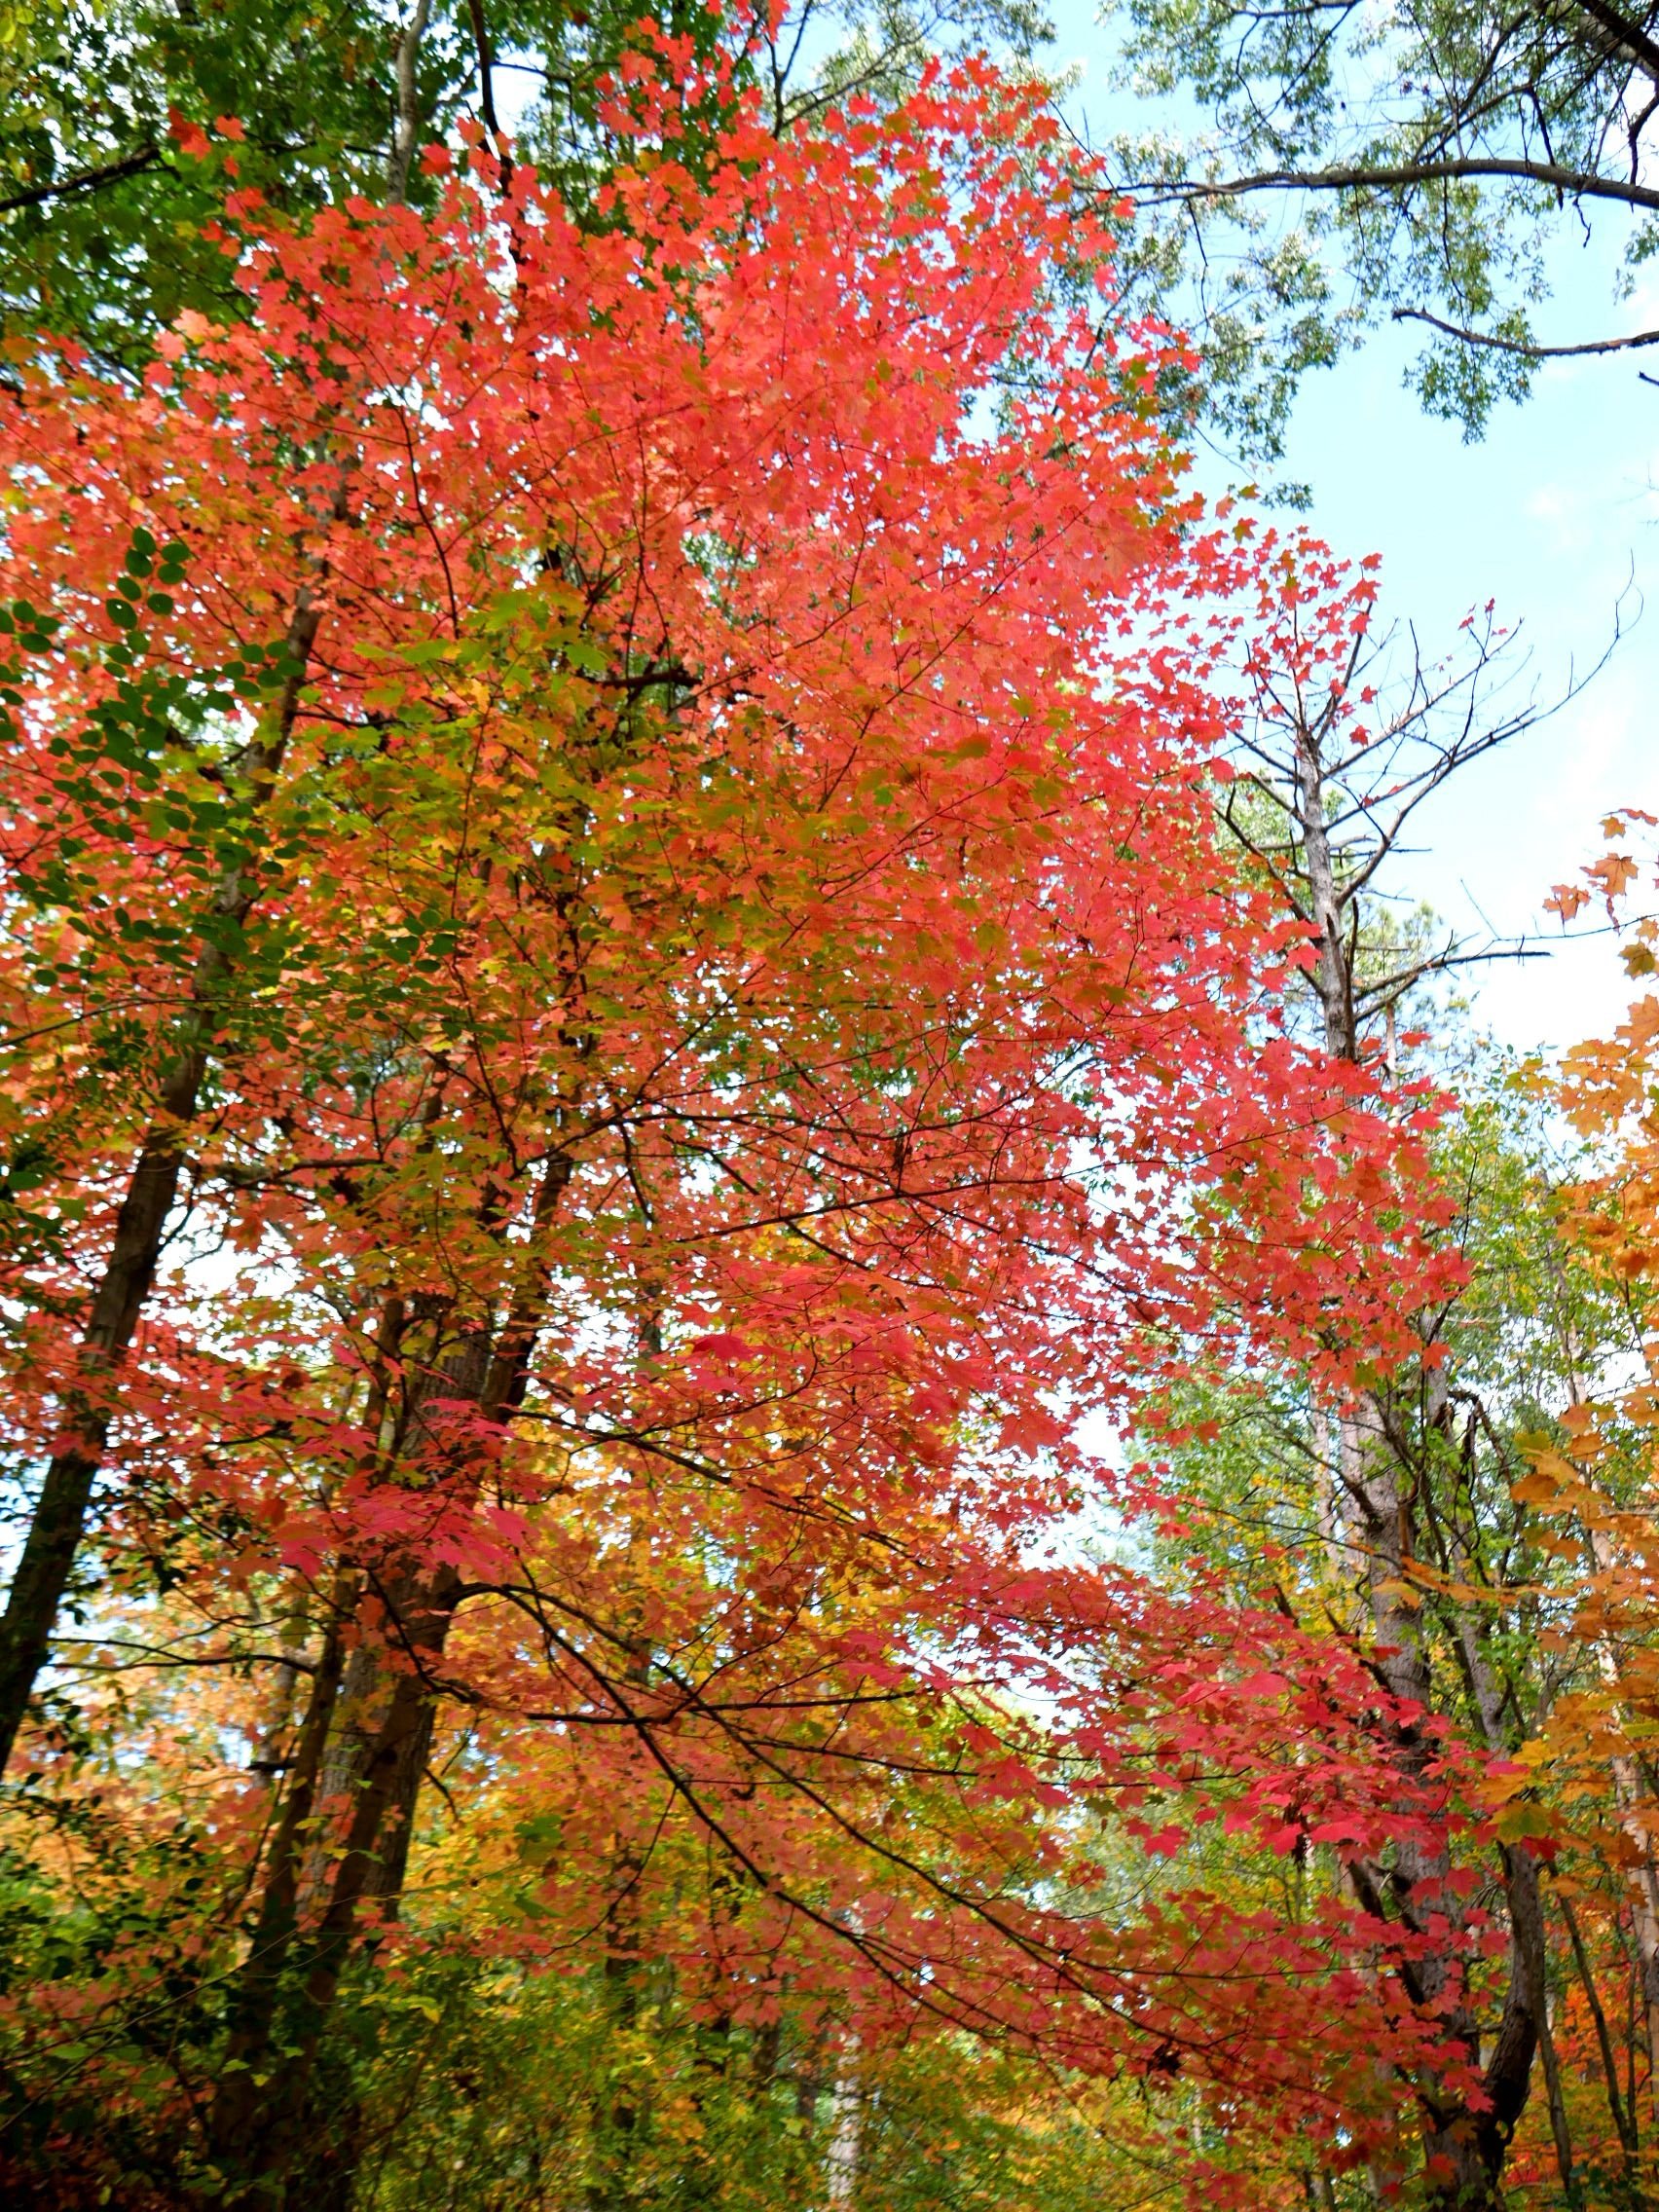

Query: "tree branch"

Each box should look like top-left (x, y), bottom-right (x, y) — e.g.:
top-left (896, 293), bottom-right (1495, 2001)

top-left (1393, 305), bottom-right (1659, 358)
top-left (0, 145), bottom-right (162, 218)
top-left (1567, 0), bottom-right (1659, 89)
top-left (1125, 155), bottom-right (1659, 219)
top-left (466, 0), bottom-right (500, 140)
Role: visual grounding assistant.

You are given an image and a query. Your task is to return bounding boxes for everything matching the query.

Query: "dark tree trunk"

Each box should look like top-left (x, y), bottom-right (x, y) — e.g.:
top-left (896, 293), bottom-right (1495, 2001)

top-left (0, 1076), bottom-right (203, 1770)
top-left (204, 1149), bottom-right (572, 2205)
top-left (0, 589), bottom-right (326, 1774)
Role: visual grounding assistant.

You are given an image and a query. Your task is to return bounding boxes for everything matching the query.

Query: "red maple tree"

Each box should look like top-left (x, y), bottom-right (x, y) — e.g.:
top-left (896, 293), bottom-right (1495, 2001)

top-left (0, 51), bottom-right (1475, 2200)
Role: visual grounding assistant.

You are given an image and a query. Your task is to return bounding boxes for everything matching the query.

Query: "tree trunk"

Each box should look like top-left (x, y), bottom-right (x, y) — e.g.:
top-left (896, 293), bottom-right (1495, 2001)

top-left (1583, 1516), bottom-right (1659, 2121)
top-left (210, 1649), bottom-right (451, 2203)
top-left (205, 1149), bottom-right (571, 2204)
top-left (0, 585), bottom-right (327, 1774)
top-left (825, 2042), bottom-right (861, 2210)
top-left (205, 1327), bottom-right (482, 2196)
top-left (1292, 718), bottom-right (1539, 2205)
top-left (1415, 1900), bottom-right (1534, 2209)
top-left (0, 1077), bottom-right (203, 1769)
top-left (208, 1586), bottom-right (350, 2181)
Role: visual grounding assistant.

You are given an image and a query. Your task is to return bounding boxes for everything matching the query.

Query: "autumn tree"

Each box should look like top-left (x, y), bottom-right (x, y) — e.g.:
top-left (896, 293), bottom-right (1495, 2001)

top-left (1126, 536), bottom-right (1597, 2207)
top-left (0, 37), bottom-right (1481, 2211)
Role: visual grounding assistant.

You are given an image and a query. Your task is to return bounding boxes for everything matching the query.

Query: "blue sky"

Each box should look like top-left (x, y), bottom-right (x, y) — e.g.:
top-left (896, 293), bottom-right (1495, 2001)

top-left (1272, 292), bottom-right (1657, 1058)
top-left (1046, 1), bottom-right (1659, 1060)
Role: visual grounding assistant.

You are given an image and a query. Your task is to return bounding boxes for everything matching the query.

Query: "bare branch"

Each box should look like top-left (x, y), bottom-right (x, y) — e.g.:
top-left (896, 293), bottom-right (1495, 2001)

top-left (1124, 156), bottom-right (1659, 220)
top-left (1393, 305), bottom-right (1659, 359)
top-left (0, 145), bottom-right (161, 218)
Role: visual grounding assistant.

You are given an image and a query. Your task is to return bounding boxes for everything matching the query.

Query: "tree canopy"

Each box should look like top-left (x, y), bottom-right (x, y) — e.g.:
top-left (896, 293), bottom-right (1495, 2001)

top-left (1100, 0), bottom-right (1659, 444)
top-left (5, 8), bottom-right (1659, 2212)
